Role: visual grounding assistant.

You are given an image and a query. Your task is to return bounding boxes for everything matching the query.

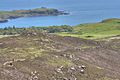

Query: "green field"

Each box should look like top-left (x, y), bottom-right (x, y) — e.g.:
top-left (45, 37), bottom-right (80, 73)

top-left (57, 18), bottom-right (120, 39)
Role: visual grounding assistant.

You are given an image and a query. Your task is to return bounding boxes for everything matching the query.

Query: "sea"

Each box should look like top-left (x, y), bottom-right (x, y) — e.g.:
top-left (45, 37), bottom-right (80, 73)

top-left (0, 0), bottom-right (120, 27)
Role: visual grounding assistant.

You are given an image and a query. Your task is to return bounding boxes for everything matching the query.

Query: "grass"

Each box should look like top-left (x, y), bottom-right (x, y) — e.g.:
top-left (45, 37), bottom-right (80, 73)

top-left (56, 18), bottom-right (120, 39)
top-left (0, 47), bottom-right (45, 60)
top-left (0, 28), bottom-right (119, 79)
top-left (56, 32), bottom-right (120, 39)
top-left (48, 57), bottom-right (74, 67)
top-left (0, 35), bottom-right (18, 38)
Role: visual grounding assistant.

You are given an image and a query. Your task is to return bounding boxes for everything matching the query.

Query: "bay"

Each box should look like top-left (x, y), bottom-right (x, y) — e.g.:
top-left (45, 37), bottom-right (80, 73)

top-left (0, 0), bottom-right (120, 27)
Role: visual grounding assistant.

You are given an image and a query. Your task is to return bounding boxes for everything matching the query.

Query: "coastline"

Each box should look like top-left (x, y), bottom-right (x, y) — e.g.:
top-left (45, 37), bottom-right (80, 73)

top-left (0, 19), bottom-right (8, 23)
top-left (0, 7), bottom-right (68, 23)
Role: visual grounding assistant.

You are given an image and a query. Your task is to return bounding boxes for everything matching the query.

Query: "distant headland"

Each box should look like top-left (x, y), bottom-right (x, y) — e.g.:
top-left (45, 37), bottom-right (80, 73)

top-left (0, 7), bottom-right (69, 23)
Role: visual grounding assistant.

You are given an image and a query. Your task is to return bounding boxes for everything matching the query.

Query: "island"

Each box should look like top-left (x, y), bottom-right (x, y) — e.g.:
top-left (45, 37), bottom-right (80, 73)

top-left (0, 7), bottom-right (68, 23)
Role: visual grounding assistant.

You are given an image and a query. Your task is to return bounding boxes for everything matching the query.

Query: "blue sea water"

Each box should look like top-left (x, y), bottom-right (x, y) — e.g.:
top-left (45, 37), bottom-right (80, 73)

top-left (0, 0), bottom-right (120, 27)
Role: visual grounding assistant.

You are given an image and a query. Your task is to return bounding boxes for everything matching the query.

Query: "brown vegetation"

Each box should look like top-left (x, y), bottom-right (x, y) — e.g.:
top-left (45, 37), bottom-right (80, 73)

top-left (0, 31), bottom-right (120, 80)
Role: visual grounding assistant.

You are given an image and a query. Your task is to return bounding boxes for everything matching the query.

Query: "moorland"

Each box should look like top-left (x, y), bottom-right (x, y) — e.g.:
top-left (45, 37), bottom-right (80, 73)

top-left (0, 18), bottom-right (120, 80)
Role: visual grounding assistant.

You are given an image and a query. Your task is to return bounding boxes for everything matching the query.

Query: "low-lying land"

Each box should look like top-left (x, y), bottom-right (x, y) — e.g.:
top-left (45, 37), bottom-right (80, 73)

top-left (0, 18), bottom-right (120, 80)
top-left (0, 7), bottom-right (68, 23)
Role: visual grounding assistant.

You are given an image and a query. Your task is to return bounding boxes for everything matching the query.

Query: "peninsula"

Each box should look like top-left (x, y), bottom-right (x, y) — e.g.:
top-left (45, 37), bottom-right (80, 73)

top-left (0, 7), bottom-right (68, 23)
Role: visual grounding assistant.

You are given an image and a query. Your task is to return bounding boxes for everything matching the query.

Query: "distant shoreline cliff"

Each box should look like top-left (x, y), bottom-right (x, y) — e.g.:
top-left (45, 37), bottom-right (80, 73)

top-left (0, 7), bottom-right (69, 23)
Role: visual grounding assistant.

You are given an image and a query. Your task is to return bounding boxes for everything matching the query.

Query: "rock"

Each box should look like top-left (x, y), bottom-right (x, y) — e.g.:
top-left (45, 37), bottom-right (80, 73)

top-left (33, 75), bottom-right (38, 80)
top-left (80, 69), bottom-right (84, 74)
top-left (75, 77), bottom-right (77, 80)
top-left (52, 76), bottom-right (57, 80)
top-left (3, 61), bottom-right (13, 66)
top-left (61, 54), bottom-right (66, 57)
top-left (55, 55), bottom-right (59, 58)
top-left (15, 59), bottom-right (26, 62)
top-left (63, 77), bottom-right (68, 80)
top-left (56, 68), bottom-right (62, 73)
top-left (0, 42), bottom-right (3, 45)
top-left (70, 66), bottom-right (76, 71)
top-left (81, 65), bottom-right (86, 69)
top-left (78, 66), bottom-right (81, 68)
top-left (33, 32), bottom-right (37, 36)
top-left (60, 66), bottom-right (64, 69)
top-left (30, 71), bottom-right (39, 80)
top-left (69, 55), bottom-right (73, 59)
top-left (74, 58), bottom-right (79, 61)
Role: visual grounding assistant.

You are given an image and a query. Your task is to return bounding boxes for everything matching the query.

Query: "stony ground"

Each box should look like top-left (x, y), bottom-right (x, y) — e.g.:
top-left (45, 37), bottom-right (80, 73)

top-left (0, 31), bottom-right (120, 80)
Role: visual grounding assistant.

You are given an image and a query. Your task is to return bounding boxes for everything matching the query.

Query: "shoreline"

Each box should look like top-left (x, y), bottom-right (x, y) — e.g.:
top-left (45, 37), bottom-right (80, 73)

top-left (0, 7), bottom-right (69, 23)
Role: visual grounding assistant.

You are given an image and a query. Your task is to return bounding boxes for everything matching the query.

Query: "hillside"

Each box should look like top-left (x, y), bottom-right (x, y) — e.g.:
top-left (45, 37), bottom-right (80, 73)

top-left (57, 18), bottom-right (120, 39)
top-left (0, 18), bottom-right (120, 80)
top-left (0, 29), bottom-right (120, 80)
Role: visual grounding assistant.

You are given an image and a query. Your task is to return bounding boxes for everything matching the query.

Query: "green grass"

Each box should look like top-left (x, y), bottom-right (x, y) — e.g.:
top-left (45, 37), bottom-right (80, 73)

top-left (57, 19), bottom-right (120, 39)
